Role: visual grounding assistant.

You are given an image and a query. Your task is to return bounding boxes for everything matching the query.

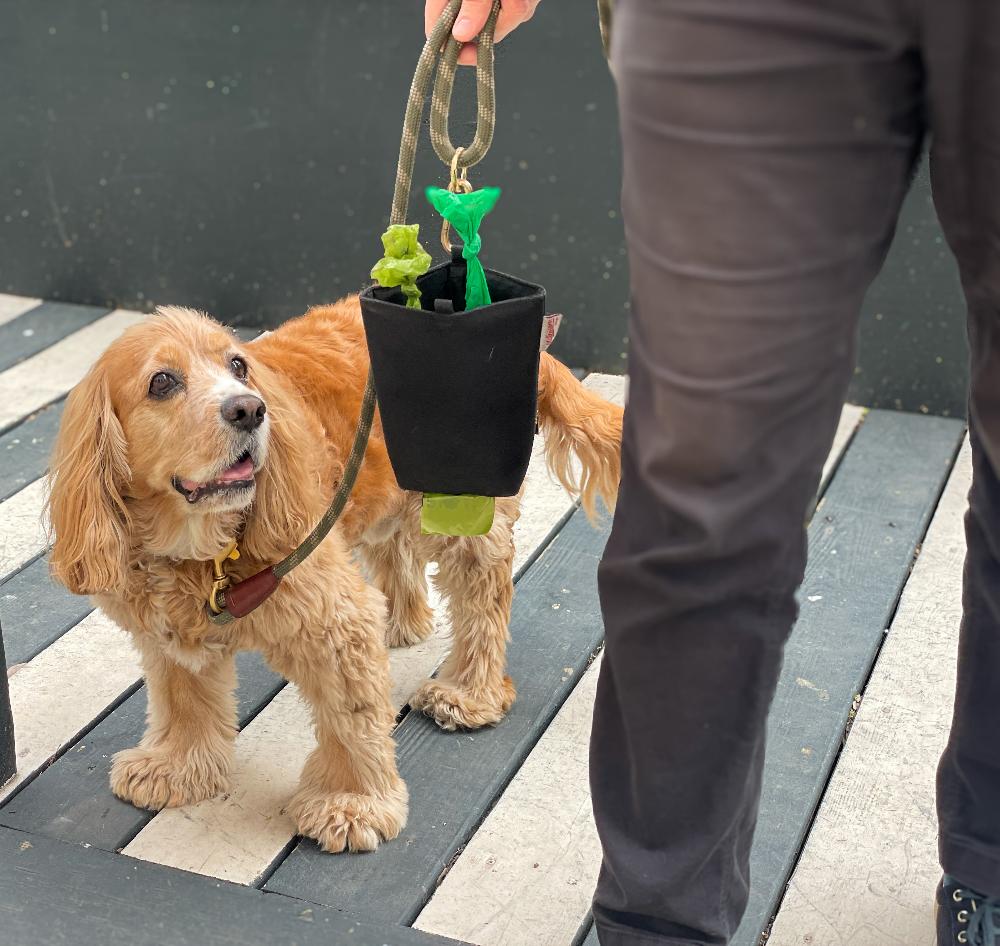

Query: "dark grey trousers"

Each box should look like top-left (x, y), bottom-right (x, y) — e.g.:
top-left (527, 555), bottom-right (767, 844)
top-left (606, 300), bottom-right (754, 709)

top-left (590, 2), bottom-right (1000, 943)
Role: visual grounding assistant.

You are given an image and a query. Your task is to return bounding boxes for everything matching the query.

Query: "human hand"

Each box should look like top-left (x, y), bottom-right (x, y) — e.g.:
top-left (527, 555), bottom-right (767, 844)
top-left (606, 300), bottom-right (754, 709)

top-left (424, 1), bottom-right (540, 66)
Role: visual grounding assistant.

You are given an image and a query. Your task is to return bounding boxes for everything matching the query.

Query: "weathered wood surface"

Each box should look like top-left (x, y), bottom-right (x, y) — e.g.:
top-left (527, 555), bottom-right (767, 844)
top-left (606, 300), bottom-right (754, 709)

top-left (0, 301), bottom-right (112, 373)
top-left (122, 683), bottom-right (314, 880)
top-left (0, 294), bottom-right (41, 326)
top-left (0, 308), bottom-right (144, 433)
top-left (0, 338), bottom-right (928, 946)
top-left (0, 825), bottom-right (459, 946)
top-left (0, 611), bottom-right (142, 803)
top-left (0, 399), bottom-right (64, 503)
top-left (766, 440), bottom-right (970, 946)
top-left (265, 506), bottom-right (611, 923)
top-left (731, 410), bottom-right (964, 946)
top-left (0, 556), bottom-right (92, 667)
top-left (0, 478), bottom-right (47, 579)
top-left (415, 654), bottom-right (605, 946)
top-left (0, 651), bottom-right (283, 848)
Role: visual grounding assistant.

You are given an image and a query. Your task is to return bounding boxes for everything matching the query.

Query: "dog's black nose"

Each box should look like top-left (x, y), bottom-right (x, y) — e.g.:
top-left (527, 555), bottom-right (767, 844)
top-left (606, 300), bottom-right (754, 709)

top-left (220, 394), bottom-right (266, 431)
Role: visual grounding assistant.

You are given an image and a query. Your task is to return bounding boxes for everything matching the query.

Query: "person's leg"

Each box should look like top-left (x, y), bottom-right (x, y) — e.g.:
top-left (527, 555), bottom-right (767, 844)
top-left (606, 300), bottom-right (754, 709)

top-left (928, 0), bottom-right (1000, 901)
top-left (592, 2), bottom-right (924, 943)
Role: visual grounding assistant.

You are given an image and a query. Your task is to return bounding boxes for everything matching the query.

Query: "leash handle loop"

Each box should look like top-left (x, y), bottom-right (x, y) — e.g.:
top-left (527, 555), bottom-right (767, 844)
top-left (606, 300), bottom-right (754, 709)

top-left (390, 0), bottom-right (500, 226)
top-left (429, 3), bottom-right (500, 169)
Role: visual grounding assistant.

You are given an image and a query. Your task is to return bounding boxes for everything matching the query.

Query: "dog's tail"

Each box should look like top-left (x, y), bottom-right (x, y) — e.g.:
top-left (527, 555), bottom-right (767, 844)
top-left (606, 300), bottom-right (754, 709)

top-left (536, 353), bottom-right (624, 520)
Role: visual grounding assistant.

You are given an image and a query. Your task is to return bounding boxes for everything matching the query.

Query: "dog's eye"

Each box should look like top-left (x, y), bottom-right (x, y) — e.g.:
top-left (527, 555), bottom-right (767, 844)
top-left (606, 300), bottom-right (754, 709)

top-left (230, 356), bottom-right (248, 381)
top-left (148, 371), bottom-right (180, 399)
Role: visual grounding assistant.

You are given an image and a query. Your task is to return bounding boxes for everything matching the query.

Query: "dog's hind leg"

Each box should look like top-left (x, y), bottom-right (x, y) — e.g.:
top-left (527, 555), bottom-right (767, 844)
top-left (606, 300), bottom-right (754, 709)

top-left (360, 530), bottom-right (435, 649)
top-left (110, 646), bottom-right (236, 810)
top-left (261, 580), bottom-right (408, 854)
top-left (411, 501), bottom-right (518, 731)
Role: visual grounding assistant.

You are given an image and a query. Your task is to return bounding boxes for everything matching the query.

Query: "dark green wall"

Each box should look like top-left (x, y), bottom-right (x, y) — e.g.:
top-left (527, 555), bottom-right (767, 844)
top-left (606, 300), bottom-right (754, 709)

top-left (0, 2), bottom-right (970, 415)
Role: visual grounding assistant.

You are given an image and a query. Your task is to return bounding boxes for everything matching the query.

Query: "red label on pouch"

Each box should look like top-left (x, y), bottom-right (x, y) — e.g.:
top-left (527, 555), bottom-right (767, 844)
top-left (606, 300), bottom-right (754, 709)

top-left (541, 313), bottom-right (562, 352)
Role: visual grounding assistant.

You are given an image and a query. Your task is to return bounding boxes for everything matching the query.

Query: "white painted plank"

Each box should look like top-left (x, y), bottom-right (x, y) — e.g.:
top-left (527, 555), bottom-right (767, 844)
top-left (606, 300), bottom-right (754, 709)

top-left (0, 308), bottom-right (146, 431)
top-left (415, 654), bottom-right (604, 946)
top-left (123, 375), bottom-right (627, 883)
top-left (0, 321), bottom-right (160, 576)
top-left (119, 626), bottom-right (458, 879)
top-left (767, 439), bottom-right (970, 946)
top-left (1, 610), bottom-right (142, 802)
top-left (0, 478), bottom-right (48, 578)
top-left (822, 403), bottom-right (865, 489)
top-left (121, 653), bottom-right (439, 884)
top-left (579, 372), bottom-right (627, 407)
top-left (0, 294), bottom-right (42, 327)
top-left (123, 685), bottom-right (313, 881)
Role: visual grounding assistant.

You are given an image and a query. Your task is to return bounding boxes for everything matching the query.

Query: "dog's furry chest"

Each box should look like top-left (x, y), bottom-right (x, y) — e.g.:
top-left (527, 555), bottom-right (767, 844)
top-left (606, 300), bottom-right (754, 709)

top-left (96, 559), bottom-right (238, 673)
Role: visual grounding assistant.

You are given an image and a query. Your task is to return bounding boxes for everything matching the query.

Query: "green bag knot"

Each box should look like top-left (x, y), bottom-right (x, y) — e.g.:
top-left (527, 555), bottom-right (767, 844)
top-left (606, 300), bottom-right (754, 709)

top-left (462, 233), bottom-right (483, 259)
top-left (370, 224), bottom-right (432, 308)
top-left (425, 186), bottom-right (501, 310)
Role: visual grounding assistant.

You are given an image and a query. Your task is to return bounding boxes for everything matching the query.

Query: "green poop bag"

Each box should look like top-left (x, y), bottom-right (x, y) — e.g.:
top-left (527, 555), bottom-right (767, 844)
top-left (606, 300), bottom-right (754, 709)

top-left (370, 224), bottom-right (432, 308)
top-left (425, 185), bottom-right (501, 309)
top-left (420, 185), bottom-right (502, 536)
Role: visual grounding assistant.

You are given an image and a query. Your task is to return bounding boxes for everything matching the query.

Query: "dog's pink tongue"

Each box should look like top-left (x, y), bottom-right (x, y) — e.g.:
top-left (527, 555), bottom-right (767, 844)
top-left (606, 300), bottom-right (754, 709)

top-left (216, 456), bottom-right (254, 484)
top-left (179, 457), bottom-right (253, 492)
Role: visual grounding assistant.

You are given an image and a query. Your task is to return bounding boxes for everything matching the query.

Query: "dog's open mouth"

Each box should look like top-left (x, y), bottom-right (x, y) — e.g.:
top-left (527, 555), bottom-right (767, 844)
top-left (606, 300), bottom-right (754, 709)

top-left (172, 451), bottom-right (256, 504)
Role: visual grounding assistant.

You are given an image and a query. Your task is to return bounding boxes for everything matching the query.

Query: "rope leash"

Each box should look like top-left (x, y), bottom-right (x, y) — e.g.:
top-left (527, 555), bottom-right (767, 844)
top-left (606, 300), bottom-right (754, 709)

top-left (207, 0), bottom-right (501, 624)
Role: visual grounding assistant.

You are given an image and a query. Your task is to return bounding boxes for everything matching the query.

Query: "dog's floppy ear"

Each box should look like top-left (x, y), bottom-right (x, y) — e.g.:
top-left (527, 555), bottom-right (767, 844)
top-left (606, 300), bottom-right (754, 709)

top-left (47, 366), bottom-right (132, 595)
top-left (239, 357), bottom-right (328, 561)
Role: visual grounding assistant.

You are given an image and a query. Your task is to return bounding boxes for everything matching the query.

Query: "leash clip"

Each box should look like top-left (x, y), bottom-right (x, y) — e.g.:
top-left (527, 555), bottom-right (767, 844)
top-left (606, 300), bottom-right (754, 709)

top-left (440, 148), bottom-right (474, 253)
top-left (208, 540), bottom-right (241, 615)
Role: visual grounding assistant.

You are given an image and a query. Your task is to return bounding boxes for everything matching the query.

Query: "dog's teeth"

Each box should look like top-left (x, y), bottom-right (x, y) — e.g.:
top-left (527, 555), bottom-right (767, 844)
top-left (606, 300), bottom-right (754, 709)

top-left (187, 489), bottom-right (199, 503)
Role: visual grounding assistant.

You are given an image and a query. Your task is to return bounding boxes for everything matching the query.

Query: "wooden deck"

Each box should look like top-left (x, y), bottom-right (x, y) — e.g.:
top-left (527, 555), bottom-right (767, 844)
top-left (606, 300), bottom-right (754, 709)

top-left (0, 293), bottom-right (969, 946)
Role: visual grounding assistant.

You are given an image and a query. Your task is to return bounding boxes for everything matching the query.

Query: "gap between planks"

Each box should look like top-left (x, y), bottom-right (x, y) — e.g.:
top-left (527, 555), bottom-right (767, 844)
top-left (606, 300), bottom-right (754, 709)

top-left (766, 438), bottom-right (971, 946)
top-left (121, 375), bottom-right (626, 884)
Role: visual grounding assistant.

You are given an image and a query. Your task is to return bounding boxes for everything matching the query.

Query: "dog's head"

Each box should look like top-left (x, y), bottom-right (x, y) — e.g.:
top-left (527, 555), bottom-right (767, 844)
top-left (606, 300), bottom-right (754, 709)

top-left (48, 307), bottom-right (321, 595)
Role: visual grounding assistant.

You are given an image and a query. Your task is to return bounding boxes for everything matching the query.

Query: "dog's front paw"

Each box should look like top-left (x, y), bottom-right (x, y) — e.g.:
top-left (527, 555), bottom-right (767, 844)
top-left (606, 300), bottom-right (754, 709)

top-left (410, 676), bottom-right (516, 731)
top-left (289, 781), bottom-right (408, 853)
top-left (110, 746), bottom-right (231, 810)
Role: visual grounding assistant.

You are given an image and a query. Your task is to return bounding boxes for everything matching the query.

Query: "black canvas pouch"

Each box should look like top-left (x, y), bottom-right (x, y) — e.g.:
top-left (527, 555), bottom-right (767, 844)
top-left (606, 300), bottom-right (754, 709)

top-left (359, 256), bottom-right (545, 496)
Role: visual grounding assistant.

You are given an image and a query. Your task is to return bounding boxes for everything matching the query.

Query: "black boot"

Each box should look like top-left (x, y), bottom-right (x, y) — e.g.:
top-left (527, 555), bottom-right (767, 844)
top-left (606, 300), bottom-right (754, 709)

top-left (939, 877), bottom-right (1000, 945)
